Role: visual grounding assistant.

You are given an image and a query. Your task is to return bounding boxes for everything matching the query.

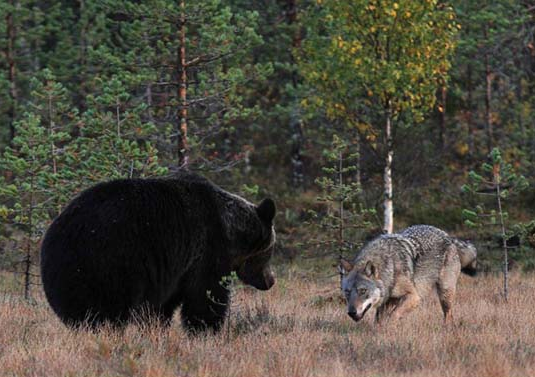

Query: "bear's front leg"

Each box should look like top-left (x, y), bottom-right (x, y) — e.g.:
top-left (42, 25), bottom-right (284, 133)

top-left (181, 282), bottom-right (229, 334)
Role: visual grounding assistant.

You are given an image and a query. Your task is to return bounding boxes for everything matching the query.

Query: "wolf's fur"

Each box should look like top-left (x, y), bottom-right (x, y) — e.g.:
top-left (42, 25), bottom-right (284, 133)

top-left (340, 225), bottom-right (461, 323)
top-left (451, 238), bottom-right (478, 276)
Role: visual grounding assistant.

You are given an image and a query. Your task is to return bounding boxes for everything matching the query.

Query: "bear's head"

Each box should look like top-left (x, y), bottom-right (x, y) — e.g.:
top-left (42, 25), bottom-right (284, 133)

top-left (230, 198), bottom-right (276, 291)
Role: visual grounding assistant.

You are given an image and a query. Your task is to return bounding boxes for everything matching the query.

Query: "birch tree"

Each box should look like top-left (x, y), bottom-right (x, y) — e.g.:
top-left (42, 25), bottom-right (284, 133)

top-left (298, 0), bottom-right (457, 233)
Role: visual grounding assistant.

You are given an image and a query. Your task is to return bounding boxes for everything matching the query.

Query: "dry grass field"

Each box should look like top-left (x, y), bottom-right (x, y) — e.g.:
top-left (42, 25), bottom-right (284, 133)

top-left (1, 269), bottom-right (535, 377)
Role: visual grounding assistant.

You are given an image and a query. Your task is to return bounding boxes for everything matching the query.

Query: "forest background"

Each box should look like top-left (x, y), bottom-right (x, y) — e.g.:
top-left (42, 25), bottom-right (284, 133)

top-left (1, 0), bottom-right (535, 297)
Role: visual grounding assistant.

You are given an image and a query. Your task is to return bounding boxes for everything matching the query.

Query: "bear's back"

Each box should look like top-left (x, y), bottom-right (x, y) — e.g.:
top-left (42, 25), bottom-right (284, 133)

top-left (40, 173), bottom-right (227, 326)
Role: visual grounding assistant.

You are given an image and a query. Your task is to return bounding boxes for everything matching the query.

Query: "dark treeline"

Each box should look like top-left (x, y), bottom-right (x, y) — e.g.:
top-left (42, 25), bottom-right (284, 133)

top-left (1, 0), bottom-right (535, 295)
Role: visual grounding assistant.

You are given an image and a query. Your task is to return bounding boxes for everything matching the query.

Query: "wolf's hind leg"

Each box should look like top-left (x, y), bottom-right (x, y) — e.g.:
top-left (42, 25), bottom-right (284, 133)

top-left (437, 286), bottom-right (456, 322)
top-left (437, 245), bottom-right (461, 322)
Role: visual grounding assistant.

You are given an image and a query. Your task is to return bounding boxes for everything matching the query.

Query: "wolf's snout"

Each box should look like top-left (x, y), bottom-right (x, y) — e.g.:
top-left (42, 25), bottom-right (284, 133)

top-left (348, 302), bottom-right (372, 322)
top-left (360, 303), bottom-right (372, 317)
top-left (347, 311), bottom-right (363, 322)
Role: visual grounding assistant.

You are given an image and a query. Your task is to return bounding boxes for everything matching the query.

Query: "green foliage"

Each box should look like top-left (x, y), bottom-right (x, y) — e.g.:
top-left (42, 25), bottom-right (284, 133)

top-left (240, 184), bottom-right (260, 198)
top-left (77, 76), bottom-right (167, 182)
top-left (308, 134), bottom-right (375, 258)
top-left (219, 270), bottom-right (242, 291)
top-left (298, 0), bottom-right (458, 127)
top-left (462, 147), bottom-right (529, 299)
top-left (298, 0), bottom-right (458, 232)
top-left (454, 0), bottom-right (527, 72)
top-left (0, 109), bottom-right (71, 297)
top-left (89, 0), bottom-right (271, 168)
top-left (2, 0), bottom-right (535, 290)
top-left (206, 271), bottom-right (243, 304)
top-left (0, 70), bottom-right (167, 297)
top-left (449, 0), bottom-right (532, 159)
top-left (462, 148), bottom-right (528, 231)
top-left (0, 114), bottom-right (59, 225)
top-left (0, 70), bottom-right (78, 231)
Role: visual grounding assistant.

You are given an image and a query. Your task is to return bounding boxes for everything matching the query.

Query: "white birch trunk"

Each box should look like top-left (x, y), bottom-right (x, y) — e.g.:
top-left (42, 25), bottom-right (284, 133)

top-left (383, 110), bottom-right (394, 234)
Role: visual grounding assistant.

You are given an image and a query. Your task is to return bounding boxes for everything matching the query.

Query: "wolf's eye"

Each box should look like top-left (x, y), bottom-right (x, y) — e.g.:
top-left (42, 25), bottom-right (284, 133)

top-left (358, 288), bottom-right (367, 296)
top-left (344, 289), bottom-right (351, 297)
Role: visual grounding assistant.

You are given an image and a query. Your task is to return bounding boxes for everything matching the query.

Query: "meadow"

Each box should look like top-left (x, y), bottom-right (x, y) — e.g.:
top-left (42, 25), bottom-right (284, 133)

top-left (1, 268), bottom-right (534, 377)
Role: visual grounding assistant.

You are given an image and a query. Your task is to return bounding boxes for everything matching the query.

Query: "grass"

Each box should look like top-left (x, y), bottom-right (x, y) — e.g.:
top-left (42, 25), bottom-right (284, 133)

top-left (1, 268), bottom-right (535, 377)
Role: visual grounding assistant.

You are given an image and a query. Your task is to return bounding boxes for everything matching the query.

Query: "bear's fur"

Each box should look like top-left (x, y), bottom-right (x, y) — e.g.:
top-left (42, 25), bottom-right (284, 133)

top-left (40, 171), bottom-right (276, 332)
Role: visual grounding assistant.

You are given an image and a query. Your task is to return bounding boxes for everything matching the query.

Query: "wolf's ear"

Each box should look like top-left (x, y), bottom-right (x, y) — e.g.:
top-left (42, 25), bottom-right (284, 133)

top-left (256, 198), bottom-right (276, 224)
top-left (338, 258), bottom-right (353, 275)
top-left (364, 261), bottom-right (378, 278)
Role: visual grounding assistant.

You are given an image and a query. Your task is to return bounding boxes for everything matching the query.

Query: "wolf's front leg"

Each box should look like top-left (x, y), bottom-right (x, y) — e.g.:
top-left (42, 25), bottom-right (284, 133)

top-left (375, 297), bottom-right (401, 323)
top-left (390, 291), bottom-right (421, 321)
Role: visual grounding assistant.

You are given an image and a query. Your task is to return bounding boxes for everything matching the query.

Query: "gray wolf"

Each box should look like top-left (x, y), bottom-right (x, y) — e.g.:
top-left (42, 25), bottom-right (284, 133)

top-left (41, 171), bottom-right (276, 332)
top-left (340, 225), bottom-right (461, 323)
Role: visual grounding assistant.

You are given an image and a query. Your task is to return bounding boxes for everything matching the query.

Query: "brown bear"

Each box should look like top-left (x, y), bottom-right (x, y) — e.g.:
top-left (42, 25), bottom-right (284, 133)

top-left (40, 171), bottom-right (276, 332)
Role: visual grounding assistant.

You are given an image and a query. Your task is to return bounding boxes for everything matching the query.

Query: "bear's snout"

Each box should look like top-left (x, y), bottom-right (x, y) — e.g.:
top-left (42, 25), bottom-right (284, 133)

top-left (238, 265), bottom-right (275, 291)
top-left (250, 268), bottom-right (275, 291)
top-left (260, 269), bottom-right (275, 290)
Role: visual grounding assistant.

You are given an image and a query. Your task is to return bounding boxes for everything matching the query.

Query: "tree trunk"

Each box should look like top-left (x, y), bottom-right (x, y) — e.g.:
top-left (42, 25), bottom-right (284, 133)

top-left (516, 75), bottom-right (526, 150)
top-left (383, 108), bottom-right (394, 234)
top-left (6, 1), bottom-right (17, 143)
top-left (177, 0), bottom-right (189, 168)
top-left (143, 31), bottom-right (155, 124)
top-left (355, 131), bottom-right (362, 192)
top-left (290, 115), bottom-right (303, 187)
top-left (287, 0), bottom-right (304, 188)
top-left (48, 93), bottom-right (58, 175)
top-left (485, 59), bottom-right (493, 153)
top-left (484, 27), bottom-right (493, 154)
top-left (24, 172), bottom-right (35, 301)
top-left (495, 167), bottom-right (508, 301)
top-left (439, 85), bottom-right (447, 150)
top-left (466, 63), bottom-right (475, 158)
top-left (78, 0), bottom-right (87, 114)
top-left (338, 149), bottom-right (344, 289)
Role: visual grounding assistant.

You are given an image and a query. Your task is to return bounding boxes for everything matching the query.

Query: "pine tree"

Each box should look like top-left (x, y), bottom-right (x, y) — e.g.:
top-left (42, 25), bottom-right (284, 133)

top-left (0, 113), bottom-right (71, 299)
top-left (462, 148), bottom-right (529, 300)
top-left (0, 70), bottom-right (78, 299)
top-left (87, 0), bottom-right (270, 169)
top-left (451, 0), bottom-right (529, 158)
top-left (309, 134), bottom-right (375, 287)
top-left (77, 75), bottom-right (167, 182)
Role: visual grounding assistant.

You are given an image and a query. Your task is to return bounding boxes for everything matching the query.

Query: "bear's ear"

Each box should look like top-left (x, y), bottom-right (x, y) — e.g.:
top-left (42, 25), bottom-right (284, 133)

top-left (256, 198), bottom-right (276, 224)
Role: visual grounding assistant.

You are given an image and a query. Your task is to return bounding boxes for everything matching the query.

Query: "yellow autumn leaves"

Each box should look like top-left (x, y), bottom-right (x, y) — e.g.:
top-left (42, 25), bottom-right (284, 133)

top-left (299, 0), bottom-right (458, 125)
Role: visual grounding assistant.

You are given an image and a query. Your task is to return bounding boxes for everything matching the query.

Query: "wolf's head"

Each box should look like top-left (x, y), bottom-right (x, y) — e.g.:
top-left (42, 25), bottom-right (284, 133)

top-left (339, 258), bottom-right (383, 322)
top-left (453, 238), bottom-right (478, 276)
